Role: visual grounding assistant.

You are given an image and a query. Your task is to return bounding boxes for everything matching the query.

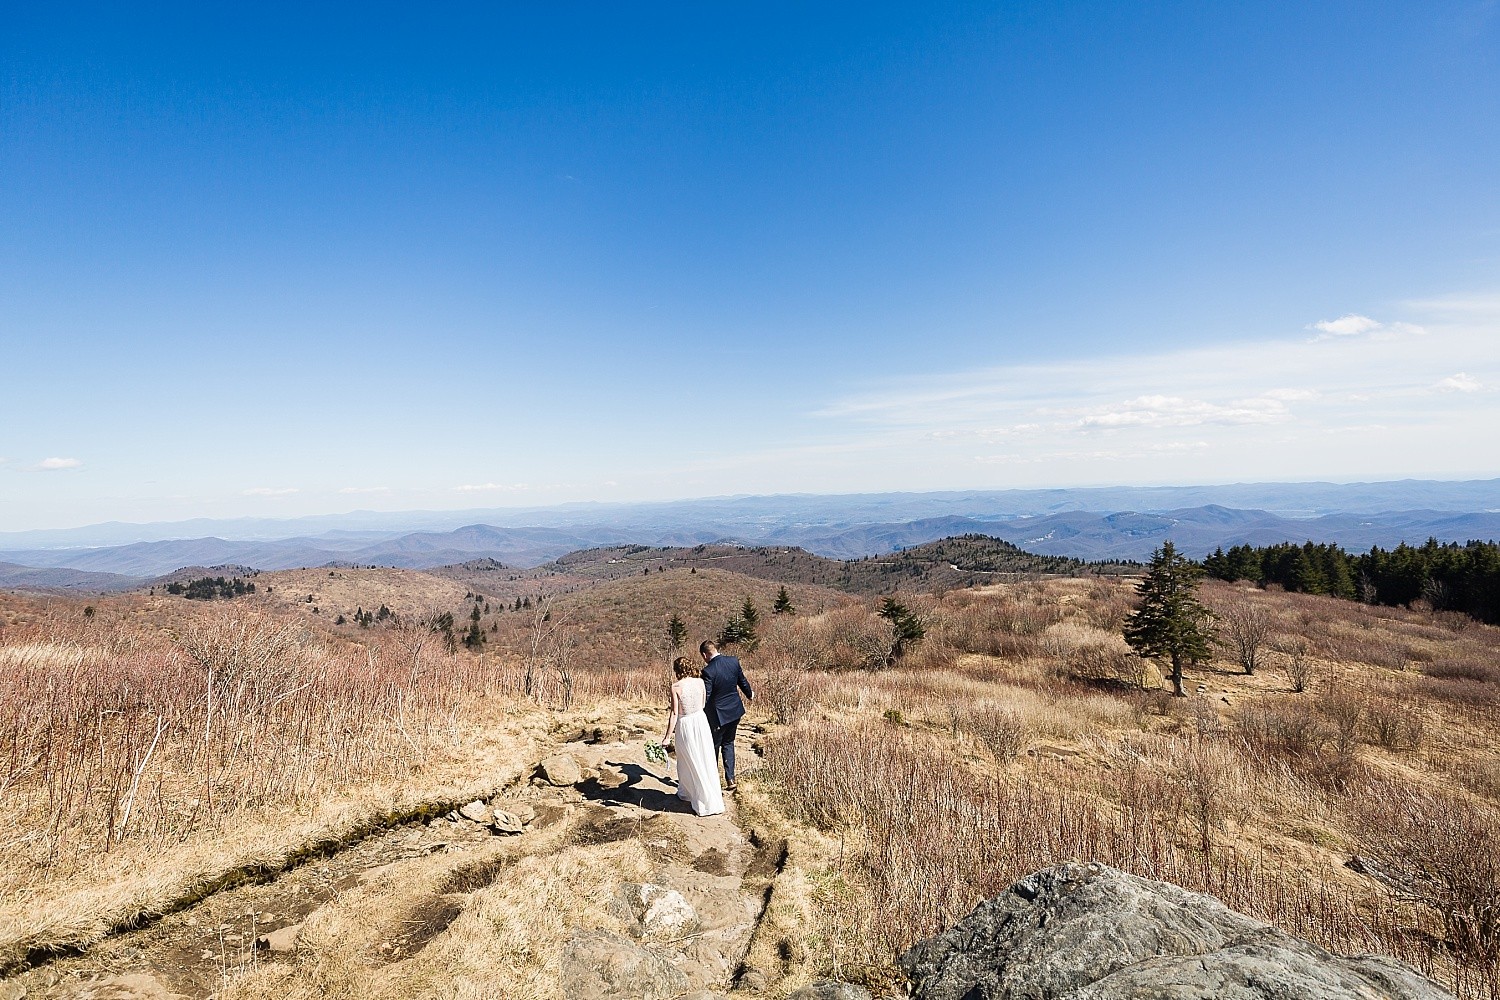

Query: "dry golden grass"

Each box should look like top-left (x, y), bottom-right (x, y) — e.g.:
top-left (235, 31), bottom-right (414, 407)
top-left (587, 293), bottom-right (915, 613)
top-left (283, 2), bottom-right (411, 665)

top-left (0, 590), bottom-right (569, 971)
top-left (737, 577), bottom-right (1500, 999)
top-left (249, 567), bottom-right (474, 623)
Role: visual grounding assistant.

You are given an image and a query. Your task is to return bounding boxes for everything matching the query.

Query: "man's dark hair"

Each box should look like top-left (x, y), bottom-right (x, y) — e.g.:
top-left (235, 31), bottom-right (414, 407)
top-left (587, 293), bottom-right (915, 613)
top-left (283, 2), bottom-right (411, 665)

top-left (699, 640), bottom-right (717, 658)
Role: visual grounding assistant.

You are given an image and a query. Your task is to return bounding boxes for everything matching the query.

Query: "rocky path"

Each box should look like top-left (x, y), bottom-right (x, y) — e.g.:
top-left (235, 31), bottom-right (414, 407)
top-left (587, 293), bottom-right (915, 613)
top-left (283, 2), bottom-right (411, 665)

top-left (3, 711), bottom-right (778, 1000)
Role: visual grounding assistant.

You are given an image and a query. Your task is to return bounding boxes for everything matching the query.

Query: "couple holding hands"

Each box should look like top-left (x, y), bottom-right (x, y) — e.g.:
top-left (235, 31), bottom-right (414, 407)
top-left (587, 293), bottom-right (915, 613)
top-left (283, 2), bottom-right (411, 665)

top-left (660, 640), bottom-right (754, 818)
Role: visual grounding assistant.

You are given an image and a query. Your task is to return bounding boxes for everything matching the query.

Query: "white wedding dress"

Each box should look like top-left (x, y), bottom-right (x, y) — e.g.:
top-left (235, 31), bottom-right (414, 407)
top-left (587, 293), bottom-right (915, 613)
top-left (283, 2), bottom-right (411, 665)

top-left (670, 678), bottom-right (725, 817)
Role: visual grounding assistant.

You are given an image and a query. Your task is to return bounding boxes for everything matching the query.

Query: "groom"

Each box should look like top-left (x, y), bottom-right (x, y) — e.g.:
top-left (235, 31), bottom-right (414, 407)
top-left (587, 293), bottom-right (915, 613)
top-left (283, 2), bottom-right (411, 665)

top-left (699, 640), bottom-right (754, 791)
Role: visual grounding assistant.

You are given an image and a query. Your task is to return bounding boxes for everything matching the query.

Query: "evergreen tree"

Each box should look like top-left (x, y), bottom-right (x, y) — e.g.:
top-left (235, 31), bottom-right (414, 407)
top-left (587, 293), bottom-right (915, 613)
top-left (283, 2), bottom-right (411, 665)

top-left (463, 620), bottom-right (485, 650)
top-left (667, 613), bottom-right (688, 651)
top-left (878, 596), bottom-right (926, 665)
top-left (718, 605), bottom-right (759, 650)
top-left (772, 586), bottom-right (795, 615)
top-left (1123, 542), bottom-right (1215, 697)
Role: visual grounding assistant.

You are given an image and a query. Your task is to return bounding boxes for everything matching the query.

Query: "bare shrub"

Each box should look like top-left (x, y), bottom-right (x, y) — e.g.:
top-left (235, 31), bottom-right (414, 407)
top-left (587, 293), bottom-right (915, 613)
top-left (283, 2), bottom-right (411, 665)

top-left (960, 705), bottom-right (1029, 763)
top-left (1318, 690), bottom-right (1366, 758)
top-left (1426, 659), bottom-right (1500, 685)
top-left (1179, 738), bottom-right (1252, 854)
top-left (938, 594), bottom-right (1058, 659)
top-left (1363, 697), bottom-right (1425, 752)
top-left (1457, 759), bottom-right (1500, 801)
top-left (1353, 784), bottom-right (1500, 975)
top-left (1236, 702), bottom-right (1330, 759)
top-left (760, 662), bottom-right (821, 725)
top-left (1116, 734), bottom-right (1253, 855)
top-left (0, 610), bottom-right (495, 872)
top-left (1066, 642), bottom-right (1138, 687)
top-left (1079, 581), bottom-right (1133, 632)
top-left (1274, 636), bottom-right (1312, 693)
top-left (1434, 611), bottom-right (1475, 635)
top-left (1424, 676), bottom-right (1500, 717)
top-left (1216, 597), bottom-right (1273, 675)
top-left (1319, 633), bottom-right (1411, 672)
top-left (822, 606), bottom-right (891, 671)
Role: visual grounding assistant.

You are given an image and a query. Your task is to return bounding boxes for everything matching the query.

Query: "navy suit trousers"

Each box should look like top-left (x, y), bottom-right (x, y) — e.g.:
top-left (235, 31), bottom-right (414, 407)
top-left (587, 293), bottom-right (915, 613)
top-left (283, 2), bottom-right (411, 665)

top-left (712, 718), bottom-right (740, 783)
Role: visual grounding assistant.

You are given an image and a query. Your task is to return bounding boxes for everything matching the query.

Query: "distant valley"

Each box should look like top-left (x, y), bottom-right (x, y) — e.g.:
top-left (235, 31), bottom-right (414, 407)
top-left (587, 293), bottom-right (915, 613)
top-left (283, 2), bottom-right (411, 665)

top-left (1, 479), bottom-right (1498, 590)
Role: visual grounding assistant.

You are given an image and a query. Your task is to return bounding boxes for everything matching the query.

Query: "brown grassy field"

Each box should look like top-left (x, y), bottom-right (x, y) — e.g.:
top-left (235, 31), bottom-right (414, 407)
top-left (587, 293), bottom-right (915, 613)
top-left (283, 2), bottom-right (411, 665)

top-left (740, 577), bottom-right (1500, 999)
top-left (2, 567), bottom-right (1499, 998)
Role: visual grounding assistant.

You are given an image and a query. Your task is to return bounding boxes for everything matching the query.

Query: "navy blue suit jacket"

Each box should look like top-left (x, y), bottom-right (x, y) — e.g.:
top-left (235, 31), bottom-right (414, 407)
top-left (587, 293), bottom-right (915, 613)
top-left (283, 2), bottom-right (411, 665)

top-left (702, 654), bottom-right (753, 729)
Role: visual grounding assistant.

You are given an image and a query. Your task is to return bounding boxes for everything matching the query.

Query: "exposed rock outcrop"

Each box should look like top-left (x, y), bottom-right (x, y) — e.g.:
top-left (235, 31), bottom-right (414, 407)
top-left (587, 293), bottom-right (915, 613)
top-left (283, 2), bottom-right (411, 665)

top-left (900, 863), bottom-right (1453, 1000)
top-left (560, 928), bottom-right (690, 1000)
top-left (618, 882), bottom-right (698, 940)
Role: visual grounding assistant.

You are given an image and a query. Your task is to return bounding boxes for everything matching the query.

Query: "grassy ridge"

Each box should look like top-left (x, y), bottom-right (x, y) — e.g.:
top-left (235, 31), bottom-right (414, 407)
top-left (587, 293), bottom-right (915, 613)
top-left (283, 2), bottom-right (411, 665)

top-left (532, 534), bottom-right (1137, 596)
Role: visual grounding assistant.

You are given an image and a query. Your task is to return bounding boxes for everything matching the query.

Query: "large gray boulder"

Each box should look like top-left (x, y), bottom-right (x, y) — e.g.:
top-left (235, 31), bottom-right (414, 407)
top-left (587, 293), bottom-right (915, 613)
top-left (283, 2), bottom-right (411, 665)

top-left (900, 863), bottom-right (1453, 1000)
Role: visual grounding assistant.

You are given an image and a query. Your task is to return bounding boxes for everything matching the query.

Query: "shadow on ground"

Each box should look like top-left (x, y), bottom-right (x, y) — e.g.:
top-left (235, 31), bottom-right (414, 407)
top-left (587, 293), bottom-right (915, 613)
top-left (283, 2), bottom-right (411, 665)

top-left (578, 760), bottom-right (696, 815)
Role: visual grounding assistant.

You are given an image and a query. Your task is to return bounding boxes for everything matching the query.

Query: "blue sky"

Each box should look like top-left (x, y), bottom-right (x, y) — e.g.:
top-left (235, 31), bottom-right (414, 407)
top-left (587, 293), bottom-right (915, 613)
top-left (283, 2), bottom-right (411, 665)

top-left (3, 3), bottom-right (1499, 530)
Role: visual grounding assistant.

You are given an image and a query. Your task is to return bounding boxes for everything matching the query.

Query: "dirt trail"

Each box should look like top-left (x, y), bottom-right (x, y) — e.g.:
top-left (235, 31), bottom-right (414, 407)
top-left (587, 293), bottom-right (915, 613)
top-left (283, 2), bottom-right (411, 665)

top-left (4, 711), bottom-right (775, 1000)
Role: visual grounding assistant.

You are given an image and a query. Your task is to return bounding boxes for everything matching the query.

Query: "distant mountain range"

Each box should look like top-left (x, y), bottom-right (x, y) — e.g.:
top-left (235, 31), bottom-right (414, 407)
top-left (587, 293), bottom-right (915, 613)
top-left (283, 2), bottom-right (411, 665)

top-left (0, 482), bottom-right (1496, 592)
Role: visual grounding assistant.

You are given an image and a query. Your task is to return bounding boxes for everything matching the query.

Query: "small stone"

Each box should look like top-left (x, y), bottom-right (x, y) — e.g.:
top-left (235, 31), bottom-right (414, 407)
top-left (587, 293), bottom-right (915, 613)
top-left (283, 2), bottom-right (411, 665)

top-left (458, 800), bottom-right (490, 823)
top-left (255, 924), bottom-right (301, 953)
top-left (489, 798), bottom-right (536, 824)
top-left (491, 809), bottom-right (524, 835)
top-left (788, 983), bottom-right (872, 1000)
top-left (737, 967), bottom-right (770, 991)
top-left (595, 765), bottom-right (628, 789)
top-left (619, 882), bottom-right (697, 939)
top-left (539, 754), bottom-right (582, 786)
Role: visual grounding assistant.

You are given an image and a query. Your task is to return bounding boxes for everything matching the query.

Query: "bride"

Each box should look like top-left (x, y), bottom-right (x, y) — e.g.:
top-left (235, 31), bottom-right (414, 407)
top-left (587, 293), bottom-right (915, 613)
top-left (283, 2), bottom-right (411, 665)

top-left (662, 656), bottom-right (725, 817)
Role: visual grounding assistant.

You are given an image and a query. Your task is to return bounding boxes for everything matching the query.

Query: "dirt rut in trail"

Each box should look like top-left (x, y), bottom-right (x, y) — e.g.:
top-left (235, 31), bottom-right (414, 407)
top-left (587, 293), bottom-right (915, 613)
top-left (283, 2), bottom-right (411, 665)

top-left (5, 712), bottom-right (777, 1000)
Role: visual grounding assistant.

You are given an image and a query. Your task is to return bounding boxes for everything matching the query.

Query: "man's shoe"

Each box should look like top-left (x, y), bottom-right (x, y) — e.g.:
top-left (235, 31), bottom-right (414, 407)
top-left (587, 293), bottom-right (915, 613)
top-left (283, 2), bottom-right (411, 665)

top-left (725, 781), bottom-right (737, 792)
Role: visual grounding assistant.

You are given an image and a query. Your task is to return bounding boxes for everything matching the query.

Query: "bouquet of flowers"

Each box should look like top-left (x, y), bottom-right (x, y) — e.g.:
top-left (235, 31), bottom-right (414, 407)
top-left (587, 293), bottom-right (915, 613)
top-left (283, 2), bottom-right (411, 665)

top-left (645, 740), bottom-right (669, 765)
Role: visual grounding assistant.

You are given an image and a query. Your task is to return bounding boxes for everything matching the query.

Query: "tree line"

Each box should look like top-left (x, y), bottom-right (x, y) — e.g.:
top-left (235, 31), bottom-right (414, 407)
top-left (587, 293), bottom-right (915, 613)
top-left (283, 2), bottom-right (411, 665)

top-left (1202, 538), bottom-right (1500, 624)
top-left (163, 576), bottom-right (256, 600)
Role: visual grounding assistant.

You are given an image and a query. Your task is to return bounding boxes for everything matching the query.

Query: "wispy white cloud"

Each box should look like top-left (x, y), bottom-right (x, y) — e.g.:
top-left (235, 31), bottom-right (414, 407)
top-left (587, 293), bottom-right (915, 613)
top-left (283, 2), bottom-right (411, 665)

top-left (805, 302), bottom-right (1500, 487)
top-left (338, 485), bottom-right (392, 494)
top-left (35, 457), bottom-right (82, 471)
top-left (973, 439), bottom-right (1215, 466)
top-left (1307, 314), bottom-right (1425, 342)
top-left (453, 482), bottom-right (531, 493)
top-left (1310, 314), bottom-right (1382, 338)
top-left (1435, 372), bottom-right (1482, 393)
top-left (243, 487), bottom-right (299, 496)
top-left (1076, 394), bottom-right (1289, 429)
